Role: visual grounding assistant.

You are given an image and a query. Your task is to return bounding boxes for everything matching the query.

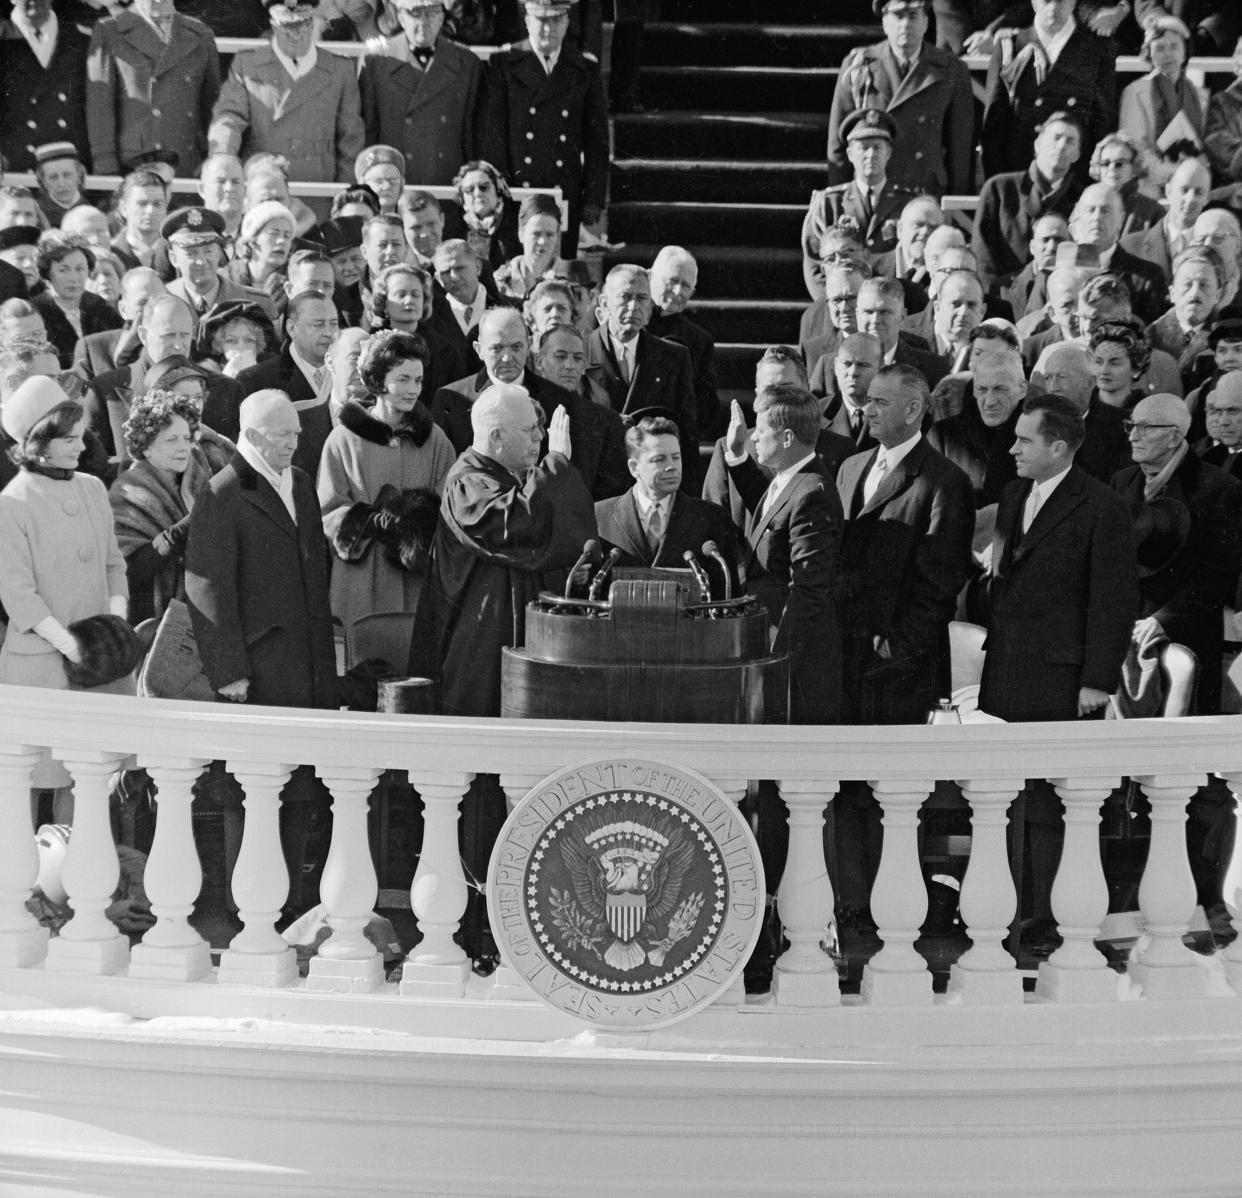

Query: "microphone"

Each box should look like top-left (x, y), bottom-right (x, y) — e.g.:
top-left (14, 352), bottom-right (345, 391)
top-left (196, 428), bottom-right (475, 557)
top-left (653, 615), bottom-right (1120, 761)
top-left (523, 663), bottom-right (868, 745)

top-left (564, 538), bottom-right (602, 597)
top-left (588, 547), bottom-right (623, 601)
top-left (701, 540), bottom-right (732, 601)
top-left (683, 550), bottom-right (712, 604)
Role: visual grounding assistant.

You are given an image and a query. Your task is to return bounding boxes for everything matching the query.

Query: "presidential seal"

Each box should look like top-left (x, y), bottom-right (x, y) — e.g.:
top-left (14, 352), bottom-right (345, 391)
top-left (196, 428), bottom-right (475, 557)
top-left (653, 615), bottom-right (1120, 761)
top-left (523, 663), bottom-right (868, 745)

top-left (488, 758), bottom-right (764, 1030)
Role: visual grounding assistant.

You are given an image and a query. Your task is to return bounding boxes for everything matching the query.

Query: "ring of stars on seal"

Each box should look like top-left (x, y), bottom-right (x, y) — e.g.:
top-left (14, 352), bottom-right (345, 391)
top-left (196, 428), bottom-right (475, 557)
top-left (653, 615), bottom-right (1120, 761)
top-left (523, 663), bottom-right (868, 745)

top-left (525, 790), bottom-right (727, 995)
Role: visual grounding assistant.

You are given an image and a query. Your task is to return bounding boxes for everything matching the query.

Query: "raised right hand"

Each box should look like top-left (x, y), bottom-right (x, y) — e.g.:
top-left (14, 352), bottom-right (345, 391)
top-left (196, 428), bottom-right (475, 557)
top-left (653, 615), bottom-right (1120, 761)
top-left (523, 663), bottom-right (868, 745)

top-left (726, 399), bottom-right (748, 458)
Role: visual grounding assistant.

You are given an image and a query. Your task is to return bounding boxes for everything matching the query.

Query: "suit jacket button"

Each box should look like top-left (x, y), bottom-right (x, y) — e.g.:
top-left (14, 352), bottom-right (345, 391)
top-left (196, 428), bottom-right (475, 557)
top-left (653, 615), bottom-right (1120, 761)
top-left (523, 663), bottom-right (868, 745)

top-left (524, 156), bottom-right (532, 164)
top-left (562, 109), bottom-right (568, 117)
top-left (555, 159), bottom-right (563, 167)
top-left (529, 106), bottom-right (537, 114)
top-left (1034, 97), bottom-right (1043, 107)
top-left (527, 131), bottom-right (534, 139)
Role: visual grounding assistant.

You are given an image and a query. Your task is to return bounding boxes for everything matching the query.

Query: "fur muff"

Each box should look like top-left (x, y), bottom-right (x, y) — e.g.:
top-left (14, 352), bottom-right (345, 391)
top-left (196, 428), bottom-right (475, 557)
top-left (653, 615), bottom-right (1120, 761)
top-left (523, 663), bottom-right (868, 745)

top-left (332, 501), bottom-right (379, 562)
top-left (372, 484), bottom-right (441, 575)
top-left (64, 614), bottom-right (143, 690)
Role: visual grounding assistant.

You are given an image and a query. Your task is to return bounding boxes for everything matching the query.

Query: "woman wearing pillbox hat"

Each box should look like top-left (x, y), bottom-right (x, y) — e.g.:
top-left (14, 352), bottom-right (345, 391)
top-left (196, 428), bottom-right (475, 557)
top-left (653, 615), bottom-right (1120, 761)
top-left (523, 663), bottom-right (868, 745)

top-left (0, 375), bottom-right (134, 697)
top-left (226, 201), bottom-right (297, 306)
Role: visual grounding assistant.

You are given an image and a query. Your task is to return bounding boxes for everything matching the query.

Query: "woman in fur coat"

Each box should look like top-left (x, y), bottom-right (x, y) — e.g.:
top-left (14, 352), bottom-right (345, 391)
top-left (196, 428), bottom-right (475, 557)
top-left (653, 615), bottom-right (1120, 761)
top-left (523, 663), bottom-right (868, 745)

top-left (317, 329), bottom-right (455, 637)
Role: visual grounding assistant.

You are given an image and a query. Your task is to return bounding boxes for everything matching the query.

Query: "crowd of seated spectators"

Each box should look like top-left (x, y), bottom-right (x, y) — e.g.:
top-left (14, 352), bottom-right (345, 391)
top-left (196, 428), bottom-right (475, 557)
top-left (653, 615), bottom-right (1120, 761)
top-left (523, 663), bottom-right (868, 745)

top-left (3, 0), bottom-right (1242, 977)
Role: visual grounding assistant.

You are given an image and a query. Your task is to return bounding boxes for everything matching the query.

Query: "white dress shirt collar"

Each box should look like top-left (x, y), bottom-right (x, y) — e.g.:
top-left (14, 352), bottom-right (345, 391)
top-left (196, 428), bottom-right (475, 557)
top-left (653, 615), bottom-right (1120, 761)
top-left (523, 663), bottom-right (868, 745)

top-left (1036, 17), bottom-right (1076, 66)
top-left (272, 39), bottom-right (318, 82)
top-left (11, 10), bottom-right (57, 68)
top-left (447, 283), bottom-right (488, 333)
top-left (289, 344), bottom-right (330, 408)
top-left (633, 488), bottom-right (672, 521)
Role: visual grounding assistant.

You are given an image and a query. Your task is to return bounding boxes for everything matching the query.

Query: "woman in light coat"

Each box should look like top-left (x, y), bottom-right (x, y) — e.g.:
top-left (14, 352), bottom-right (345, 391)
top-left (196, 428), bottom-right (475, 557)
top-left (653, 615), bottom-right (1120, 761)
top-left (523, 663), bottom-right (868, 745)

top-left (1119, 14), bottom-right (1208, 197)
top-left (317, 330), bottom-right (455, 639)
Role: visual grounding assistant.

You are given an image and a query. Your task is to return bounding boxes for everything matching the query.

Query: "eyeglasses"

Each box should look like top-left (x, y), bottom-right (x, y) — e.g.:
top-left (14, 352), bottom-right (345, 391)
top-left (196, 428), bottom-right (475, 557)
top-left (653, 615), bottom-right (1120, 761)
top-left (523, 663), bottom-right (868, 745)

top-left (1099, 157), bottom-right (1134, 169)
top-left (1122, 421), bottom-right (1178, 436)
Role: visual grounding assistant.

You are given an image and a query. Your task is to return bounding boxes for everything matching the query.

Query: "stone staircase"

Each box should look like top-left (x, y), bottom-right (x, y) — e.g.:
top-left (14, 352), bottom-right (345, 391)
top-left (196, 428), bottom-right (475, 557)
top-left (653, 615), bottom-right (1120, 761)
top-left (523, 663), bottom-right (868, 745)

top-left (604, 3), bottom-right (881, 412)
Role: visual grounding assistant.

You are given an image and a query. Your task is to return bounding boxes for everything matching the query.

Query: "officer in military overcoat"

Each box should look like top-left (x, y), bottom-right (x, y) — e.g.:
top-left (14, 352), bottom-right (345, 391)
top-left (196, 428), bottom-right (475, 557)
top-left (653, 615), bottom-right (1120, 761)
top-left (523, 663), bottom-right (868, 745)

top-left (479, 0), bottom-right (608, 257)
top-left (802, 108), bottom-right (917, 299)
top-left (358, 0), bottom-right (483, 187)
top-left (0, 0), bottom-right (93, 173)
top-left (826, 0), bottom-right (975, 196)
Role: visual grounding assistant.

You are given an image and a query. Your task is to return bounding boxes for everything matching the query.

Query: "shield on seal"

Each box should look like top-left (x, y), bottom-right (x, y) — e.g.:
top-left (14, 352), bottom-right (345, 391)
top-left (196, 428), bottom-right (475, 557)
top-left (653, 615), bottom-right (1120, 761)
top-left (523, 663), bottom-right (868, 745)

top-left (606, 891), bottom-right (646, 943)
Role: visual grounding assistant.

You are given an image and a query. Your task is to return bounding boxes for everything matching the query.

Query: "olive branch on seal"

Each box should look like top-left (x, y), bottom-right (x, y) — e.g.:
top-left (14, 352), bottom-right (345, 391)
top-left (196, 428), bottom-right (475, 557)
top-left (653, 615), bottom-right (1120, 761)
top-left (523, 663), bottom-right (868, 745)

top-left (647, 891), bottom-right (705, 967)
top-left (548, 887), bottom-right (604, 958)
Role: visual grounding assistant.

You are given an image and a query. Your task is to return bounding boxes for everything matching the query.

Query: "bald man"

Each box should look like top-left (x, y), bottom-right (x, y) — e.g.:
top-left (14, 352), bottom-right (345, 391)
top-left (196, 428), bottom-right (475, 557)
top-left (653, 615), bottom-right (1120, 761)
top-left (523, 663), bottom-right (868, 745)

top-left (73, 266), bottom-right (165, 384)
top-left (1035, 341), bottom-right (1132, 483)
top-left (185, 388), bottom-right (337, 909)
top-left (430, 307), bottom-right (629, 500)
top-left (1111, 391), bottom-right (1242, 714)
top-left (1120, 158), bottom-right (1212, 282)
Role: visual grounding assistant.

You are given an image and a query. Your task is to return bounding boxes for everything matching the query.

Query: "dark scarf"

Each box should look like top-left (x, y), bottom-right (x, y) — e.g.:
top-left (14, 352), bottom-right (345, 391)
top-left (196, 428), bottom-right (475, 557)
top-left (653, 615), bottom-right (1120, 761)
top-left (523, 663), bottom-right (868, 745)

top-left (340, 397), bottom-right (434, 448)
top-left (23, 462), bottom-right (74, 481)
top-left (1152, 71), bottom-right (1204, 141)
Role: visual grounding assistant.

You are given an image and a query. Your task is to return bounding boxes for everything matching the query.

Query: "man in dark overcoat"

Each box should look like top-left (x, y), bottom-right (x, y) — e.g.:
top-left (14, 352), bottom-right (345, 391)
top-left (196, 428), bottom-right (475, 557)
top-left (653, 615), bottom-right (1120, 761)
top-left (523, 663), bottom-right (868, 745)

top-left (359, 0), bottom-right (483, 186)
top-left (827, 0), bottom-right (975, 196)
top-left (480, 0), bottom-right (609, 256)
top-left (583, 264), bottom-right (698, 491)
top-left (85, 0), bottom-right (220, 176)
top-left (0, 0), bottom-right (92, 173)
top-left (980, 1), bottom-right (1117, 181)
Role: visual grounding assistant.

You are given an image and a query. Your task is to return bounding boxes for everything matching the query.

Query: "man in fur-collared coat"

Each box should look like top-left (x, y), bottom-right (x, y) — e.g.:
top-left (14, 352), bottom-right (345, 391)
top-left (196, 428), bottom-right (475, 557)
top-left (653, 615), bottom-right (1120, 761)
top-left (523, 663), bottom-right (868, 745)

top-left (208, 0), bottom-right (364, 217)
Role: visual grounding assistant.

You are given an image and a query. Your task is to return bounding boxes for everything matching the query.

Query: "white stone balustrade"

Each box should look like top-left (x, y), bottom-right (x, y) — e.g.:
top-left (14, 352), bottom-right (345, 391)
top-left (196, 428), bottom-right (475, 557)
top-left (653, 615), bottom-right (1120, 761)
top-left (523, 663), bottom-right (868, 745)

top-left (400, 770), bottom-right (473, 998)
top-left (44, 750), bottom-right (131, 976)
top-left (217, 760), bottom-right (297, 987)
top-left (0, 688), bottom-right (1241, 1027)
top-left (1131, 773), bottom-right (1213, 1000)
top-left (308, 766), bottom-right (386, 993)
top-left (1219, 771), bottom-right (1242, 994)
top-left (862, 780), bottom-right (934, 1006)
top-left (128, 756), bottom-right (213, 982)
top-left (0, 746), bottom-right (48, 967)
top-left (773, 778), bottom-right (839, 1008)
top-left (949, 779), bottom-right (1023, 1005)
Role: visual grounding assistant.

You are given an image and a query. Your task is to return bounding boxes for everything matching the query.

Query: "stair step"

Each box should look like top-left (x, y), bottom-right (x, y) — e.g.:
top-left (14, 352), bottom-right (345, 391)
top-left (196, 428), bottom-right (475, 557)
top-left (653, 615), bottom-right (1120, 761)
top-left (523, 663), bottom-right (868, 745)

top-left (716, 342), bottom-right (766, 390)
top-left (669, 0), bottom-right (878, 22)
top-left (685, 298), bottom-right (807, 346)
top-left (604, 243), bottom-right (805, 299)
top-left (612, 158), bottom-right (825, 205)
top-left (641, 65), bottom-right (839, 112)
top-left (641, 22), bottom-right (879, 68)
top-left (614, 110), bottom-right (829, 162)
top-left (608, 201), bottom-right (806, 248)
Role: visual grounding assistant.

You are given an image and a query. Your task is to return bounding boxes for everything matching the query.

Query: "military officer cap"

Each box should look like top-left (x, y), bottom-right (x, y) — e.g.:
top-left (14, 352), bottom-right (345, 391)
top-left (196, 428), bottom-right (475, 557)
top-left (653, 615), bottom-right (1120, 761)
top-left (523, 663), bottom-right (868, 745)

top-left (303, 215), bottom-right (365, 256)
top-left (390, 0), bottom-right (447, 9)
top-left (123, 148), bottom-right (181, 173)
top-left (354, 145), bottom-right (406, 183)
top-left (264, 0), bottom-right (319, 25)
top-left (33, 141), bottom-right (81, 167)
top-left (161, 206), bottom-right (227, 247)
top-left (0, 225), bottom-right (41, 252)
top-left (524, 0), bottom-right (577, 16)
top-left (841, 107), bottom-right (897, 145)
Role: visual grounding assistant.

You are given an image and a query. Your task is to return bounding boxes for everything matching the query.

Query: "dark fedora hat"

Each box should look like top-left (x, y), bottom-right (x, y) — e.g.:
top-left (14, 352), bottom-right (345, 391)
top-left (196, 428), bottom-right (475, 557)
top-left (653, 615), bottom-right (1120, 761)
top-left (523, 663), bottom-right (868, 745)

top-left (1131, 493), bottom-right (1191, 577)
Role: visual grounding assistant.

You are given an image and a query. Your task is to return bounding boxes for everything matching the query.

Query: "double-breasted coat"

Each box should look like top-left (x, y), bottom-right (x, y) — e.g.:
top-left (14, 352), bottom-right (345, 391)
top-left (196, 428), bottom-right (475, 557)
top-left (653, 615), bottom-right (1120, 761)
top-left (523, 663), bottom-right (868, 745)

top-left (802, 179), bottom-right (916, 298)
top-left (1205, 80), bottom-right (1242, 182)
top-left (209, 45), bottom-right (365, 188)
top-left (85, 11), bottom-right (219, 176)
top-left (359, 34), bottom-right (482, 186)
top-left (981, 25), bottom-right (1117, 181)
top-left (480, 47), bottom-right (609, 246)
top-left (827, 40), bottom-right (975, 196)
top-left (0, 18), bottom-right (92, 172)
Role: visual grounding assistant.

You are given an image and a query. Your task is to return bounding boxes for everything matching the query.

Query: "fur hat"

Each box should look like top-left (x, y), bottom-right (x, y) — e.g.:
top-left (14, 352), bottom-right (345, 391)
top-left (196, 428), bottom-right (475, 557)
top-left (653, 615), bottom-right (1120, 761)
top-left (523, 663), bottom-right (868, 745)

top-left (240, 201), bottom-right (296, 244)
top-left (63, 615), bottom-right (143, 690)
top-left (373, 485), bottom-right (440, 574)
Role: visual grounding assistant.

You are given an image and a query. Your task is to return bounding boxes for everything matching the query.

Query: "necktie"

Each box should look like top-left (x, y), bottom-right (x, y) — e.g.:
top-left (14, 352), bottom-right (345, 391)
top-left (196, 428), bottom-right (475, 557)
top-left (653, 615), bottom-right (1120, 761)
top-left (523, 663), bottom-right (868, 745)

top-left (413, 47), bottom-right (433, 69)
top-left (620, 345), bottom-right (633, 384)
top-left (543, 55), bottom-right (555, 75)
top-left (463, 304), bottom-right (474, 330)
top-left (863, 452), bottom-right (887, 504)
top-left (850, 407), bottom-right (865, 442)
top-left (758, 478), bottom-right (779, 522)
top-left (646, 502), bottom-right (663, 549)
top-left (312, 367), bottom-right (325, 392)
top-left (1022, 483), bottom-right (1041, 533)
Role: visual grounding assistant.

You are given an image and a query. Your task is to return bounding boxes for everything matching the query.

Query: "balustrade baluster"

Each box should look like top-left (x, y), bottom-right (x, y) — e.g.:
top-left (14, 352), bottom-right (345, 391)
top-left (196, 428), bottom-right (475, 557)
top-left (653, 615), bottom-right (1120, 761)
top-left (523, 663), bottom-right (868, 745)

top-left (772, 778), bottom-right (839, 1008)
top-left (1033, 777), bottom-right (1119, 1002)
top-left (216, 761), bottom-right (298, 987)
top-left (1218, 772), bottom-right (1242, 995)
top-left (1131, 773), bottom-right (1212, 1000)
top-left (706, 774), bottom-right (751, 1008)
top-left (129, 756), bottom-right (212, 982)
top-left (861, 780), bottom-right (933, 1005)
top-left (44, 751), bottom-right (130, 975)
top-left (948, 779), bottom-right (1024, 1005)
top-left (0, 746), bottom-right (49, 967)
top-left (401, 771), bottom-right (473, 998)
top-left (307, 766), bottom-right (386, 993)
top-left (489, 772), bottom-right (544, 1000)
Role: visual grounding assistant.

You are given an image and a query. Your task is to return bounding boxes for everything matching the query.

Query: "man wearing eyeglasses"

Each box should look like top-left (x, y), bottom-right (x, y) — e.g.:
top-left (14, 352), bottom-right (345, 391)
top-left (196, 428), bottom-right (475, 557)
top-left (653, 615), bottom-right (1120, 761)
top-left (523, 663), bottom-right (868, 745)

top-left (1111, 391), bottom-right (1242, 714)
top-left (827, 0), bottom-right (974, 197)
top-left (1197, 366), bottom-right (1242, 481)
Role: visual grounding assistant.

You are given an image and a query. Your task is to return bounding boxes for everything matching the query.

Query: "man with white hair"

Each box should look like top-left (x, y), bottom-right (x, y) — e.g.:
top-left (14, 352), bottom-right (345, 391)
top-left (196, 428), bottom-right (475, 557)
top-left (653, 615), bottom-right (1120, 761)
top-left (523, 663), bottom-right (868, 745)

top-left (1197, 369), bottom-right (1242, 481)
top-left (872, 196), bottom-right (945, 304)
top-left (1033, 340), bottom-right (1132, 482)
top-left (1192, 209), bottom-right (1242, 309)
top-left (646, 246), bottom-right (720, 436)
top-left (1111, 391), bottom-right (1242, 714)
top-left (185, 387), bottom-right (337, 910)
top-left (1149, 245), bottom-right (1225, 386)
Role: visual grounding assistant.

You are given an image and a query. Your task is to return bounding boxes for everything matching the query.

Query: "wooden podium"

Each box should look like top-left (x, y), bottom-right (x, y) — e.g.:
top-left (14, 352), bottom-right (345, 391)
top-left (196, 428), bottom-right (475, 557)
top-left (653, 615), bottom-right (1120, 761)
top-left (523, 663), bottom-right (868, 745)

top-left (501, 576), bottom-right (789, 724)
